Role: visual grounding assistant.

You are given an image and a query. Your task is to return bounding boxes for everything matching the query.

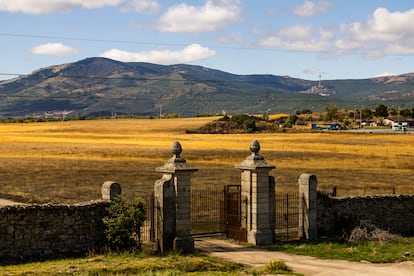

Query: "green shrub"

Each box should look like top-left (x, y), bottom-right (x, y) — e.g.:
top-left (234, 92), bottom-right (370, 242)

top-left (230, 114), bottom-right (258, 132)
top-left (102, 196), bottom-right (146, 251)
top-left (262, 260), bottom-right (291, 274)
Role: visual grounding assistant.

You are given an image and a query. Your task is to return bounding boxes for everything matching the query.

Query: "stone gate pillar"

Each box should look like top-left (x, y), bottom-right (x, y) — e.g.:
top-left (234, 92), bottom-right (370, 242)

top-left (298, 173), bottom-right (317, 240)
top-left (154, 141), bottom-right (197, 253)
top-left (236, 140), bottom-right (276, 245)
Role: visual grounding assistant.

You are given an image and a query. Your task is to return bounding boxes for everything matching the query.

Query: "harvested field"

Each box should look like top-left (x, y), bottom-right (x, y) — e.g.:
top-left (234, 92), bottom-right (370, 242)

top-left (0, 117), bottom-right (412, 203)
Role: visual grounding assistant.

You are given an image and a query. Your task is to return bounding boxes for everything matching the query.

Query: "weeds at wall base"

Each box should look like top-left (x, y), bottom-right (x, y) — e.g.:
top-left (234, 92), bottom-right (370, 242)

top-left (267, 236), bottom-right (414, 263)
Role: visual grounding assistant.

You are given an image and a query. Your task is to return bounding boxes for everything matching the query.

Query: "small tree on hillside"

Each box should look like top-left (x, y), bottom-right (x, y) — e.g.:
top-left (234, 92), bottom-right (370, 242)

top-left (361, 107), bottom-right (373, 120)
top-left (324, 103), bottom-right (339, 121)
top-left (284, 114), bottom-right (298, 127)
top-left (375, 104), bottom-right (388, 117)
top-left (400, 108), bottom-right (412, 117)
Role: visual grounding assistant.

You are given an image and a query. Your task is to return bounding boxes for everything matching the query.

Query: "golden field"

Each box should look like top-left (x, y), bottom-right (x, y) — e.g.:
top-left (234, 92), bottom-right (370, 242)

top-left (0, 117), bottom-right (413, 203)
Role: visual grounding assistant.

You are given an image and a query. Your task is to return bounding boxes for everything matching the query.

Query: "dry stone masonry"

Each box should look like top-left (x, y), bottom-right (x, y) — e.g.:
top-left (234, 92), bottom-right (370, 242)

top-left (0, 202), bottom-right (109, 264)
top-left (0, 182), bottom-right (121, 264)
top-left (317, 193), bottom-right (414, 237)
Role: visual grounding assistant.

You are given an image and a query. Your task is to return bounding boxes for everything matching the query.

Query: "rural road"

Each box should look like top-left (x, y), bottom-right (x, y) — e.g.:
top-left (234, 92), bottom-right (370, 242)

top-left (194, 236), bottom-right (414, 276)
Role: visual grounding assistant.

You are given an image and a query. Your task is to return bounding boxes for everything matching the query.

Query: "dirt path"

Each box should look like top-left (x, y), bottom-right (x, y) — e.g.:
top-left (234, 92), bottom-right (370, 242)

top-left (194, 236), bottom-right (414, 276)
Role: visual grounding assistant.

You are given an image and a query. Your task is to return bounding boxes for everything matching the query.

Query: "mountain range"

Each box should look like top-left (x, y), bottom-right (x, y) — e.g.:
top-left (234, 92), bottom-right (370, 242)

top-left (0, 57), bottom-right (413, 118)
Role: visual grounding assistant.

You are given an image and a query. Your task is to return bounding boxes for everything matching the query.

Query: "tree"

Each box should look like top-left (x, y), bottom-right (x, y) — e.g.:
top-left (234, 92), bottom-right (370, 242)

top-left (389, 108), bottom-right (398, 116)
top-left (102, 196), bottom-right (146, 251)
top-left (299, 108), bottom-right (312, 114)
top-left (375, 104), bottom-right (388, 117)
top-left (324, 103), bottom-right (338, 121)
top-left (284, 114), bottom-right (298, 127)
top-left (399, 109), bottom-right (412, 117)
top-left (361, 107), bottom-right (373, 120)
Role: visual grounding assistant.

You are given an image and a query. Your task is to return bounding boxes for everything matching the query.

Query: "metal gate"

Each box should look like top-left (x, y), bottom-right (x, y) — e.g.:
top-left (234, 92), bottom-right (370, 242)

top-left (275, 191), bottom-right (300, 240)
top-left (191, 187), bottom-right (224, 235)
top-left (221, 185), bottom-right (247, 242)
top-left (142, 187), bottom-right (301, 242)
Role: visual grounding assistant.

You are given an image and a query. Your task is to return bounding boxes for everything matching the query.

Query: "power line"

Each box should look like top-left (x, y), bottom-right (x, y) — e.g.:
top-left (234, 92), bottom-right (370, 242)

top-left (0, 32), bottom-right (187, 47)
top-left (0, 33), bottom-right (252, 50)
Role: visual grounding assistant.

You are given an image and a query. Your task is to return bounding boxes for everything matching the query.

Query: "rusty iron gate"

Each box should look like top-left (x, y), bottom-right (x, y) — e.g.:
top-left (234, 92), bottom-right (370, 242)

top-left (275, 191), bottom-right (300, 240)
top-left (142, 187), bottom-right (301, 242)
top-left (221, 185), bottom-right (247, 242)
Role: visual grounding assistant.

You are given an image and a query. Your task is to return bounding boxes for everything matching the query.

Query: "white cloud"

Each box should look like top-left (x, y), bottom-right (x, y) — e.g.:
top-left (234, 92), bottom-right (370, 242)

top-left (333, 38), bottom-right (362, 51)
top-left (258, 37), bottom-right (328, 52)
top-left (303, 68), bottom-right (320, 75)
top-left (344, 8), bottom-right (414, 42)
top-left (0, 0), bottom-right (124, 14)
top-left (257, 25), bottom-right (328, 52)
top-left (99, 44), bottom-right (216, 63)
top-left (318, 26), bottom-right (334, 40)
top-left (292, 0), bottom-right (331, 17)
top-left (156, 0), bottom-right (241, 33)
top-left (30, 43), bottom-right (78, 56)
top-left (338, 8), bottom-right (414, 57)
top-left (277, 25), bottom-right (312, 40)
top-left (217, 32), bottom-right (245, 44)
top-left (256, 6), bottom-right (414, 60)
top-left (384, 42), bottom-right (414, 55)
top-left (119, 0), bottom-right (160, 14)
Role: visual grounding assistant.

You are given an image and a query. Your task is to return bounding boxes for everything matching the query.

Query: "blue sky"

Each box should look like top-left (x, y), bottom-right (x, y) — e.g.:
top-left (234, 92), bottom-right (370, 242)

top-left (1, 0), bottom-right (414, 81)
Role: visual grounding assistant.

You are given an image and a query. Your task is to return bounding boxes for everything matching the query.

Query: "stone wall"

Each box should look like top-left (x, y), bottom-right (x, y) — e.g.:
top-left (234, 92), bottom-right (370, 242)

top-left (317, 193), bottom-right (414, 237)
top-left (0, 181), bottom-right (122, 264)
top-left (0, 201), bottom-right (110, 264)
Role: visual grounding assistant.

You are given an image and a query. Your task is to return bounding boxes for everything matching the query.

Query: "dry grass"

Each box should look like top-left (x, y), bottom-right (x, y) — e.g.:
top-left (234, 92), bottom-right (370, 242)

top-left (347, 222), bottom-right (398, 244)
top-left (0, 117), bottom-right (413, 203)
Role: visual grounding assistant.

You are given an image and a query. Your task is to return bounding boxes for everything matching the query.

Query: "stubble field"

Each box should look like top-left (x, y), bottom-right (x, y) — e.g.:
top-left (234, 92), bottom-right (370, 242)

top-left (0, 117), bottom-right (413, 203)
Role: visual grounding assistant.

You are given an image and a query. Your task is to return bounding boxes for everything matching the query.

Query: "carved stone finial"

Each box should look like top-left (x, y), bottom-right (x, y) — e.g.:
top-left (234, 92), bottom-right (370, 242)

top-left (235, 139), bottom-right (275, 170)
top-left (156, 140), bottom-right (198, 173)
top-left (250, 140), bottom-right (260, 156)
top-left (171, 141), bottom-right (182, 158)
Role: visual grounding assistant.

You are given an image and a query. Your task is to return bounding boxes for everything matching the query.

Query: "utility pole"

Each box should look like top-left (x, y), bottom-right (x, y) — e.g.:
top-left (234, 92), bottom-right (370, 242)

top-left (353, 109), bottom-right (356, 129)
top-left (159, 103), bottom-right (162, 118)
top-left (398, 106), bottom-right (400, 124)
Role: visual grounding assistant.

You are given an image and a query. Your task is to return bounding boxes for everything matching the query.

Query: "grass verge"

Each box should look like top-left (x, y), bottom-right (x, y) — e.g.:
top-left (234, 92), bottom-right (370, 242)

top-left (268, 237), bottom-right (414, 263)
top-left (0, 251), bottom-right (248, 275)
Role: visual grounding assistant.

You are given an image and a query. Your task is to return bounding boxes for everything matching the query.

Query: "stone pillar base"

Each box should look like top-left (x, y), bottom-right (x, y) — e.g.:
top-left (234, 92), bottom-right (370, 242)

top-left (247, 229), bottom-right (274, 246)
top-left (173, 236), bottom-right (194, 253)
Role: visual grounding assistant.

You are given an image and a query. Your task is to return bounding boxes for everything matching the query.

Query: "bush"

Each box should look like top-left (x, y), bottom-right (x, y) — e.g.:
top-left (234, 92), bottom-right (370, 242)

top-left (102, 196), bottom-right (146, 251)
top-left (229, 114), bottom-right (258, 132)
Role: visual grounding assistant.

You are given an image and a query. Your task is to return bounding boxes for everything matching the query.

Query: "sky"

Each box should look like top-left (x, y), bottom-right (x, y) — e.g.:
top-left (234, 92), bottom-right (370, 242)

top-left (1, 0), bottom-right (414, 81)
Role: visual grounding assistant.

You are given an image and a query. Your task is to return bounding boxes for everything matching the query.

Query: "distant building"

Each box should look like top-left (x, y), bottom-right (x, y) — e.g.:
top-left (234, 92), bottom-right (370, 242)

top-left (381, 118), bottom-right (394, 126)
